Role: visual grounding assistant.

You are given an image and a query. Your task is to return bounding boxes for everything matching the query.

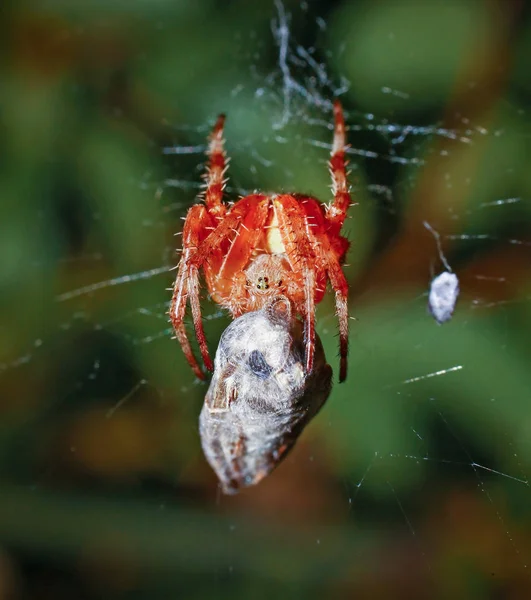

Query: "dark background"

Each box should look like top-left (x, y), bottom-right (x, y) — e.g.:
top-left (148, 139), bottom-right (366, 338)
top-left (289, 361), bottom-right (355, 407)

top-left (1, 0), bottom-right (531, 597)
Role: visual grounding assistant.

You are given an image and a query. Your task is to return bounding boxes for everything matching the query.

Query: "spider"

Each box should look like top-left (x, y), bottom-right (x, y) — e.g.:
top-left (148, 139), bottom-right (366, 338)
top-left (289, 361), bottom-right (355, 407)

top-left (169, 100), bottom-right (352, 382)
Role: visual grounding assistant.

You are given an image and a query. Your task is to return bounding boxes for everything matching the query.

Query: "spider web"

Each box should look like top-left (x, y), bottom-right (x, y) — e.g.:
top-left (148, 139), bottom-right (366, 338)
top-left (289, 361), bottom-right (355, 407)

top-left (2, 0), bottom-right (531, 596)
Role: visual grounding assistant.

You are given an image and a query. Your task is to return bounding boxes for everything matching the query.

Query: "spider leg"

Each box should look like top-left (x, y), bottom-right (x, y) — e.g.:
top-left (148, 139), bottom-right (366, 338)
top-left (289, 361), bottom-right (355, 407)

top-left (303, 268), bottom-right (316, 375)
top-left (191, 195), bottom-right (266, 267)
top-left (326, 100), bottom-right (352, 234)
top-left (170, 204), bottom-right (213, 379)
top-left (188, 265), bottom-right (212, 372)
top-left (273, 195), bottom-right (317, 375)
top-left (326, 263), bottom-right (349, 383)
top-left (172, 196), bottom-right (268, 377)
top-left (204, 114), bottom-right (228, 219)
top-left (287, 195), bottom-right (350, 381)
top-left (311, 233), bottom-right (350, 383)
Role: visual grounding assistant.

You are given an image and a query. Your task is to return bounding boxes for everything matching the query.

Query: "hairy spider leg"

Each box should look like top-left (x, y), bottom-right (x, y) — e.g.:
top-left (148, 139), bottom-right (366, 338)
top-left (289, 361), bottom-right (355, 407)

top-left (318, 249), bottom-right (349, 383)
top-left (203, 114), bottom-right (228, 219)
top-left (189, 196), bottom-right (265, 269)
top-left (287, 195), bottom-right (350, 382)
top-left (169, 113), bottom-right (229, 377)
top-left (273, 195), bottom-right (318, 375)
top-left (319, 100), bottom-right (352, 381)
top-left (170, 204), bottom-right (215, 378)
top-left (326, 100), bottom-right (351, 235)
top-left (303, 268), bottom-right (316, 374)
top-left (171, 196), bottom-right (269, 377)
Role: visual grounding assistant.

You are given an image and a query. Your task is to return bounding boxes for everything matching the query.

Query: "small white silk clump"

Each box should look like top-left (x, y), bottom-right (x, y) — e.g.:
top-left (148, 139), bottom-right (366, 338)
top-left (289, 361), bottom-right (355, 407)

top-left (428, 271), bottom-right (460, 324)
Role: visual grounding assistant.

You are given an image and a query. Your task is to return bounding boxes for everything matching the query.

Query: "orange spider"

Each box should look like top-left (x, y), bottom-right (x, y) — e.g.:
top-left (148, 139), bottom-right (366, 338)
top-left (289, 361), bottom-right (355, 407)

top-left (170, 101), bottom-right (352, 382)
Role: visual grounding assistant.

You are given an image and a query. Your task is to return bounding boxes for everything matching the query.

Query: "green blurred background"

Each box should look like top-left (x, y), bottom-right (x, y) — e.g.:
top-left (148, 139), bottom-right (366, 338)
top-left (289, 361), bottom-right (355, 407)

top-left (1, 0), bottom-right (531, 597)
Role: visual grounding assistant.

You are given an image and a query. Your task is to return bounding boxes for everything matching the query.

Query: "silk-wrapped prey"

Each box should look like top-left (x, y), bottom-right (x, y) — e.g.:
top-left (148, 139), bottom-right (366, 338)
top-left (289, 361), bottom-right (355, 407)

top-left (200, 296), bottom-right (332, 494)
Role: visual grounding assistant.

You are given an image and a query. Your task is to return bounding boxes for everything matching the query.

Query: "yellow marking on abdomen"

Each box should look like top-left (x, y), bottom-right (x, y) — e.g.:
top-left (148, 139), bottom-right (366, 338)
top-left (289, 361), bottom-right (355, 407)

top-left (266, 206), bottom-right (286, 254)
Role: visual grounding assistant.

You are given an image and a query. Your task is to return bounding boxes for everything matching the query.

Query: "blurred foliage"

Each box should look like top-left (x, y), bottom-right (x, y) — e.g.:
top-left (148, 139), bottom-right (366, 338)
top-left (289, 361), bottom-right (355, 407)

top-left (1, 0), bottom-right (531, 597)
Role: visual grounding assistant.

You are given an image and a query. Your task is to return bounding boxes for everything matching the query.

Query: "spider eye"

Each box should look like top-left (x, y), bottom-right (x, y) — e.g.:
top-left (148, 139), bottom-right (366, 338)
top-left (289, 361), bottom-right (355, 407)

top-left (257, 276), bottom-right (269, 291)
top-left (277, 280), bottom-right (283, 286)
top-left (248, 350), bottom-right (273, 379)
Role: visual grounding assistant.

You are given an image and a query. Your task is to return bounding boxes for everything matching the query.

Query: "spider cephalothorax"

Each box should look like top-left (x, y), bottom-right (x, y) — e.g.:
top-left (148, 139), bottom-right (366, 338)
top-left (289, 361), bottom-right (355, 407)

top-left (170, 101), bottom-right (352, 381)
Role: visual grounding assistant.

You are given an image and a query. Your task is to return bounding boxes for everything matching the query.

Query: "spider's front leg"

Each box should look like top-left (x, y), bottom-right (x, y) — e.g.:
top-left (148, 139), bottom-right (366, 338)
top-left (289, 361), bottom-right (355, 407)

top-left (327, 100), bottom-right (352, 235)
top-left (323, 259), bottom-right (349, 383)
top-left (324, 100), bottom-right (352, 382)
top-left (170, 204), bottom-right (215, 379)
top-left (274, 195), bottom-right (318, 376)
top-left (310, 228), bottom-right (350, 383)
top-left (171, 196), bottom-right (268, 377)
top-left (203, 113), bottom-right (228, 219)
top-left (170, 111), bottom-right (231, 378)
